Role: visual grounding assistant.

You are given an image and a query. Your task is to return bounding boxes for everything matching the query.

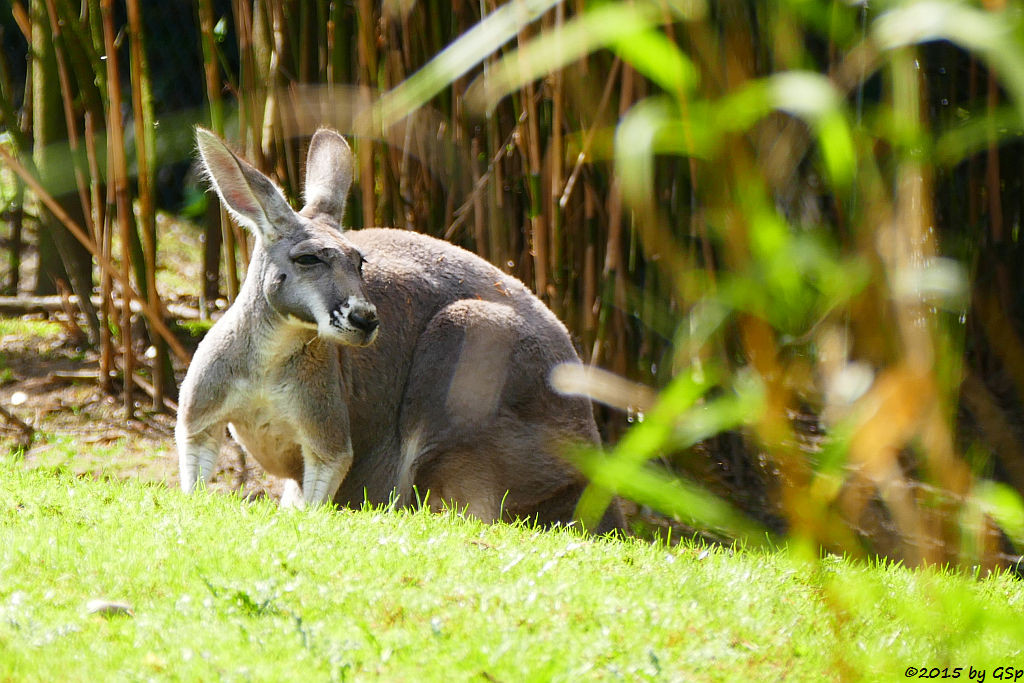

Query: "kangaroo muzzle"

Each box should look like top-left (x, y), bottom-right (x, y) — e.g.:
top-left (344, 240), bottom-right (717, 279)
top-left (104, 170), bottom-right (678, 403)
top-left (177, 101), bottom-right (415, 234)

top-left (330, 297), bottom-right (379, 345)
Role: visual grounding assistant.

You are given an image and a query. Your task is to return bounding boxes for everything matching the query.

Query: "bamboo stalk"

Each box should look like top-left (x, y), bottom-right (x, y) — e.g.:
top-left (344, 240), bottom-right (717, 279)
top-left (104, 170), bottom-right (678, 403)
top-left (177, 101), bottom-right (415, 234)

top-left (99, 0), bottom-right (135, 418)
top-left (470, 135), bottom-right (488, 258)
top-left (549, 2), bottom-right (565, 311)
top-left (32, 0), bottom-right (100, 343)
top-left (4, 181), bottom-right (24, 296)
top-left (985, 66), bottom-right (1009, 310)
top-left (488, 109), bottom-right (506, 266)
top-left (326, 0), bottom-right (337, 87)
top-left (261, 0), bottom-right (284, 178)
top-left (582, 183), bottom-right (597, 349)
top-left (0, 143), bottom-right (189, 364)
top-left (197, 0), bottom-right (237, 306)
top-left (84, 111), bottom-right (113, 392)
top-left (518, 73), bottom-right (548, 302)
top-left (126, 0), bottom-right (169, 410)
top-left (52, 0), bottom-right (106, 119)
top-left (0, 32), bottom-right (25, 295)
top-left (42, 0), bottom-right (94, 245)
top-left (356, 0), bottom-right (377, 229)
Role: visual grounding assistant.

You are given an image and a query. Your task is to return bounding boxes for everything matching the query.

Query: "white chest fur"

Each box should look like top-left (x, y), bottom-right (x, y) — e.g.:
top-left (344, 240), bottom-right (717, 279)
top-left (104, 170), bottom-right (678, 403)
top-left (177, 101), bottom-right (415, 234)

top-left (225, 323), bottom-right (322, 479)
top-left (225, 384), bottom-right (304, 479)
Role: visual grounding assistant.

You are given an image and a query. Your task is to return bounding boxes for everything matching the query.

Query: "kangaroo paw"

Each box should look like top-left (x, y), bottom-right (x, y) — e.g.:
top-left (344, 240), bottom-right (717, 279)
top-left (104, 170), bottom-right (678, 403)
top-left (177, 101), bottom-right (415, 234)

top-left (301, 453), bottom-right (350, 506)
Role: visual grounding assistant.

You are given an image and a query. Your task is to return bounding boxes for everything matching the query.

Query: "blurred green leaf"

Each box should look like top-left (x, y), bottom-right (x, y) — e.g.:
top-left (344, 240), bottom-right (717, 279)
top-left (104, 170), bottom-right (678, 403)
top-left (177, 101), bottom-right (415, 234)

top-left (468, 2), bottom-right (694, 112)
top-left (769, 72), bottom-right (856, 190)
top-left (769, 71), bottom-right (841, 121)
top-left (816, 110), bottom-right (857, 190)
top-left (575, 452), bottom-right (772, 543)
top-left (614, 96), bottom-right (713, 210)
top-left (714, 82), bottom-right (774, 134)
top-left (611, 27), bottom-right (699, 96)
top-left (975, 481), bottom-right (1024, 547)
top-left (574, 366), bottom-right (715, 526)
top-left (377, 0), bottom-right (561, 126)
top-left (673, 298), bottom-right (730, 370)
top-left (672, 370), bottom-right (766, 449)
top-left (783, 0), bottom-right (863, 46)
top-left (873, 1), bottom-right (1024, 121)
top-left (934, 105), bottom-right (1024, 166)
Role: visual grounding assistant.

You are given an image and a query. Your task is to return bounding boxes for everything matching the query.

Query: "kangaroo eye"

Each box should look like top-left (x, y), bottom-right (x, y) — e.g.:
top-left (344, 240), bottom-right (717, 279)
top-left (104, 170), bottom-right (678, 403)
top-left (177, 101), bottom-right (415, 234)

top-left (294, 254), bottom-right (322, 267)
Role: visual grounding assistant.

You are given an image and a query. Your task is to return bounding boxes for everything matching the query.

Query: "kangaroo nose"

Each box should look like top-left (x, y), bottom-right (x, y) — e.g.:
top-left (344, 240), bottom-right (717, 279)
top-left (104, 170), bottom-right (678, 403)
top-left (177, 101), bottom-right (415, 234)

top-left (349, 305), bottom-right (379, 334)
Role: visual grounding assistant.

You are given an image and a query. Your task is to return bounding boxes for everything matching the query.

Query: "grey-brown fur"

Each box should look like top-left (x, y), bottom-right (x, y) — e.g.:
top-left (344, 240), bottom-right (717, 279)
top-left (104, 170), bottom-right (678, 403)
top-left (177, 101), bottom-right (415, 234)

top-left (176, 128), bottom-right (623, 533)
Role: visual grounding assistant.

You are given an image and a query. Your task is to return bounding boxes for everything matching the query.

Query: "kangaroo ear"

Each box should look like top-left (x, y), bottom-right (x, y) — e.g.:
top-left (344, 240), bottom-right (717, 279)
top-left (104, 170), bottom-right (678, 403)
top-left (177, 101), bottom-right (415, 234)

top-left (300, 128), bottom-right (353, 227)
top-left (195, 127), bottom-right (295, 242)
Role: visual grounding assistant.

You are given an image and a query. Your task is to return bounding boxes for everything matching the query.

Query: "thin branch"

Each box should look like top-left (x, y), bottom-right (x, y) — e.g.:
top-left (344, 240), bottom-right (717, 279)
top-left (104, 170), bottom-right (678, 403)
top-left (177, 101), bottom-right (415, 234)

top-left (0, 145), bottom-right (190, 362)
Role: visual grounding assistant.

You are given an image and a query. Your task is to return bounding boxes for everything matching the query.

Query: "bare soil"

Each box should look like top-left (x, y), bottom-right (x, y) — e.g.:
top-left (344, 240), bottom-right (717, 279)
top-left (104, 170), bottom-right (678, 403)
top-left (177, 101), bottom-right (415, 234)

top-left (0, 316), bottom-right (286, 501)
top-left (0, 214), bottom-right (285, 500)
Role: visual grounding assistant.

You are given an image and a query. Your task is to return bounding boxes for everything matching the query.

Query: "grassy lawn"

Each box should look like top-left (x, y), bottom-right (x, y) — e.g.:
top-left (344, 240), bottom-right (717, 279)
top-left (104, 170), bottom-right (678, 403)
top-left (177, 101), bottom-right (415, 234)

top-left (0, 456), bottom-right (1021, 681)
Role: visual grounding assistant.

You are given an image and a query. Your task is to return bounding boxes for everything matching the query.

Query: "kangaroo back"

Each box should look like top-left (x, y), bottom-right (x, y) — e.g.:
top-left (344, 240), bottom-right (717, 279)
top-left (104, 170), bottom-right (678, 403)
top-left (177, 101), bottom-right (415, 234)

top-left (176, 128), bottom-right (624, 533)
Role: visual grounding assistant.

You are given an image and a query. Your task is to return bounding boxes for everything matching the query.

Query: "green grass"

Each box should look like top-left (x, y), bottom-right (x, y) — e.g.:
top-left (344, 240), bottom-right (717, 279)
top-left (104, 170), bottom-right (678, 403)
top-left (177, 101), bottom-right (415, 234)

top-left (178, 318), bottom-right (215, 338)
top-left (154, 212), bottom-right (205, 300)
top-left (0, 457), bottom-right (1021, 682)
top-left (0, 318), bottom-right (63, 341)
top-left (25, 432), bottom-right (173, 482)
top-left (0, 318), bottom-right (65, 378)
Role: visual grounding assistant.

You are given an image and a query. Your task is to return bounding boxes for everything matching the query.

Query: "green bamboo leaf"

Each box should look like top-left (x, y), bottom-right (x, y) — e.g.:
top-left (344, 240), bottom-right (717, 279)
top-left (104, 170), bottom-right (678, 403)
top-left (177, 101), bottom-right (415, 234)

top-left (575, 452), bottom-right (771, 542)
top-left (768, 72), bottom-right (856, 189)
top-left (467, 2), bottom-right (698, 112)
top-left (872, 1), bottom-right (1024, 121)
top-left (974, 480), bottom-right (1024, 546)
top-left (376, 0), bottom-right (562, 126)
top-left (610, 27), bottom-right (699, 96)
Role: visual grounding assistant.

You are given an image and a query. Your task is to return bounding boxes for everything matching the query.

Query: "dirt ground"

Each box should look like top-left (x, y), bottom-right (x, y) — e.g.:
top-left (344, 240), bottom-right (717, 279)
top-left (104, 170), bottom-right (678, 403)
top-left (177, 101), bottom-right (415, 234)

top-left (0, 214), bottom-right (287, 501)
top-left (0, 313), bottom-right (288, 501)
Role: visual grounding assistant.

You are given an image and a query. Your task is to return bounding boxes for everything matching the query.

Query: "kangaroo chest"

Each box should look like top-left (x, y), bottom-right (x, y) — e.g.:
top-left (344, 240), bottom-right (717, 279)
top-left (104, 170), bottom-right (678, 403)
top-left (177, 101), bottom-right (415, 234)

top-left (224, 336), bottom-right (335, 480)
top-left (225, 378), bottom-right (307, 480)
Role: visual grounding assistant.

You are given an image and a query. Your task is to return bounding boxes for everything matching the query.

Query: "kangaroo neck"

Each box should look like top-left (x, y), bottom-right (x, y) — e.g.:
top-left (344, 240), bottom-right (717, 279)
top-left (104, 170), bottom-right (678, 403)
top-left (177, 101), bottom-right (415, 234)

top-left (228, 247), bottom-right (316, 360)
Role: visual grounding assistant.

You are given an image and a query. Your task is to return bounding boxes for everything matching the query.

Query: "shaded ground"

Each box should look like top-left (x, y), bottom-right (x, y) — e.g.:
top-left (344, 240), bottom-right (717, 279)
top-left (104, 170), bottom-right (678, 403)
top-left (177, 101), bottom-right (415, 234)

top-left (0, 213), bottom-right (286, 500)
top-left (0, 314), bottom-right (284, 501)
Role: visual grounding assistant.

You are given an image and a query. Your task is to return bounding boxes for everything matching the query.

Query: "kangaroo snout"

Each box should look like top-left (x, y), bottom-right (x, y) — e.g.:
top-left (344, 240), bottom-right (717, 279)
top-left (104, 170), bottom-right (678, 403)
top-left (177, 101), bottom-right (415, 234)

top-left (348, 304), bottom-right (379, 335)
top-left (329, 297), bottom-right (378, 345)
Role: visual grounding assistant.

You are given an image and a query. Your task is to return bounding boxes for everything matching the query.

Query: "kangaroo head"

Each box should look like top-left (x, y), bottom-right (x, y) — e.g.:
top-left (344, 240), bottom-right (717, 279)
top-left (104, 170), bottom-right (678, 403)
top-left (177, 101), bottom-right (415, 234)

top-left (196, 127), bottom-right (379, 347)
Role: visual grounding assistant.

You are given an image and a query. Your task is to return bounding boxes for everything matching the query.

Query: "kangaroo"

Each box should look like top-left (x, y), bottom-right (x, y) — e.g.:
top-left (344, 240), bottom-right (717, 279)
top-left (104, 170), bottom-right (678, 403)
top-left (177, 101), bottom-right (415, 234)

top-left (176, 127), bottom-right (624, 533)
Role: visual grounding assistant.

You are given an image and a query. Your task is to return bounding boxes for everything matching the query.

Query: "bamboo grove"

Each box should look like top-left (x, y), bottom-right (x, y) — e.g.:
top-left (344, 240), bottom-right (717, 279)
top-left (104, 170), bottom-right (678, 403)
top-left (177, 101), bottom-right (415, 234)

top-left (4, 0), bottom-right (1024, 568)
